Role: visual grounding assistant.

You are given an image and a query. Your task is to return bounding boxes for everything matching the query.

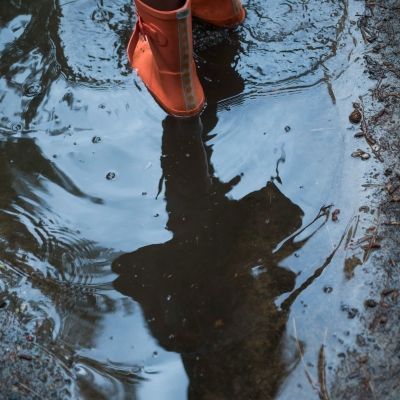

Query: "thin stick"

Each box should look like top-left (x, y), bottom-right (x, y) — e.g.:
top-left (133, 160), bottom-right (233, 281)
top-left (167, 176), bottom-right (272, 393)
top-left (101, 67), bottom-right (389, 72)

top-left (292, 318), bottom-right (319, 392)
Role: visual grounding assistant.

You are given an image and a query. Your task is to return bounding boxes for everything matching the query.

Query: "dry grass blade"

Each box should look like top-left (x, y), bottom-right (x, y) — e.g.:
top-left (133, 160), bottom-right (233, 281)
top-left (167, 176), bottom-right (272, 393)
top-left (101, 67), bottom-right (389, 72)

top-left (384, 221), bottom-right (400, 226)
top-left (292, 318), bottom-right (319, 392)
top-left (358, 97), bottom-right (384, 162)
top-left (318, 345), bottom-right (330, 400)
top-left (16, 382), bottom-right (41, 398)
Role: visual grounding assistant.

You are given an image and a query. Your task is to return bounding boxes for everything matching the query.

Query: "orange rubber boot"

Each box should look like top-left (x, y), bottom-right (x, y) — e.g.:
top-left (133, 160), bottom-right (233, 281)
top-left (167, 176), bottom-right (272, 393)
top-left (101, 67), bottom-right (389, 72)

top-left (191, 0), bottom-right (245, 27)
top-left (127, 0), bottom-right (205, 117)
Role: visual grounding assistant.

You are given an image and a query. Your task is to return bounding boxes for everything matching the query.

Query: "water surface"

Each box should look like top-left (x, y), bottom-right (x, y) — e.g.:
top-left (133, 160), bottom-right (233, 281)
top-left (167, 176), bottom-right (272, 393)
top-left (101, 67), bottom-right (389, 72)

top-left (0, 0), bottom-right (375, 398)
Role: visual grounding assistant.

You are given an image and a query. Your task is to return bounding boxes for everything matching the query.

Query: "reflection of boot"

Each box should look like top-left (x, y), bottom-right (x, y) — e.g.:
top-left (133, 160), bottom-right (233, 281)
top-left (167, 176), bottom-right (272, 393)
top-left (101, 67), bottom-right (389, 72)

top-left (192, 0), bottom-right (245, 27)
top-left (127, 0), bottom-right (205, 117)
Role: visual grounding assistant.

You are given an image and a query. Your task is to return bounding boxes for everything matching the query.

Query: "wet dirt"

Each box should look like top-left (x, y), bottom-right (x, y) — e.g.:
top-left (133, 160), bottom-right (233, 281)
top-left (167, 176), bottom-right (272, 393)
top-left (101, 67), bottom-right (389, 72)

top-left (0, 0), bottom-right (399, 399)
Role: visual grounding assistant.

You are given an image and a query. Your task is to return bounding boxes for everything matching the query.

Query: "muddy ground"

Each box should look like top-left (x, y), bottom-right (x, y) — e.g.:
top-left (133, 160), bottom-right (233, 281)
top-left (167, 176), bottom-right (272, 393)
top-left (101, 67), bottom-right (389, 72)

top-left (0, 0), bottom-right (399, 399)
top-left (332, 1), bottom-right (400, 398)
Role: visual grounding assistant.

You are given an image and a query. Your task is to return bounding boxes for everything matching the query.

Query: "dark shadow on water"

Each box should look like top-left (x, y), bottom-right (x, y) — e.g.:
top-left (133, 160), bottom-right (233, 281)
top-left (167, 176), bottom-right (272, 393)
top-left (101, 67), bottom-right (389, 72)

top-left (113, 29), bottom-right (306, 399)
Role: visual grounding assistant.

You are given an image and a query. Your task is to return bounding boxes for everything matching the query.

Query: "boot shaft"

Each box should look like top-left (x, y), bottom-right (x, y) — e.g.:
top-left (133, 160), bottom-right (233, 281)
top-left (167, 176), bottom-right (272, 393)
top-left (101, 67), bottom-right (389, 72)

top-left (134, 0), bottom-right (194, 74)
top-left (128, 0), bottom-right (205, 116)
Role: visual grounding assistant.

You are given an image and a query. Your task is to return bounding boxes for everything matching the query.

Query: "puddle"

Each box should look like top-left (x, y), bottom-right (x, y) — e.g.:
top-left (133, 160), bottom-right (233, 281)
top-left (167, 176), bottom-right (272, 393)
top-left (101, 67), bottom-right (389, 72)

top-left (0, 0), bottom-right (379, 398)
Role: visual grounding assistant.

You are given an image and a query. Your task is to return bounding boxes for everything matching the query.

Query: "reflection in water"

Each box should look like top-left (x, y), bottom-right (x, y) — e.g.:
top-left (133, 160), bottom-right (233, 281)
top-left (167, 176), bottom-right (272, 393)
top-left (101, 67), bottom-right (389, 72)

top-left (0, 0), bottom-right (357, 397)
top-left (113, 119), bottom-right (304, 398)
top-left (113, 30), bottom-right (306, 399)
top-left (0, 0), bottom-right (59, 127)
top-left (0, 0), bottom-right (120, 370)
top-left (0, 138), bottom-right (118, 353)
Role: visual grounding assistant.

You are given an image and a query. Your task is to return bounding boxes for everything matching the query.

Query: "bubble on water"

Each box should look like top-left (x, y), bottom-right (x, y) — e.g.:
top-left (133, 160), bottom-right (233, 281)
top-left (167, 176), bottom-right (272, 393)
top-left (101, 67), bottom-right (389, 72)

top-left (92, 136), bottom-right (102, 144)
top-left (62, 91), bottom-right (74, 107)
top-left (152, 351), bottom-right (158, 358)
top-left (323, 286), bottom-right (333, 294)
top-left (91, 8), bottom-right (110, 22)
top-left (106, 171), bottom-right (116, 180)
top-left (24, 82), bottom-right (42, 97)
top-left (11, 123), bottom-right (22, 132)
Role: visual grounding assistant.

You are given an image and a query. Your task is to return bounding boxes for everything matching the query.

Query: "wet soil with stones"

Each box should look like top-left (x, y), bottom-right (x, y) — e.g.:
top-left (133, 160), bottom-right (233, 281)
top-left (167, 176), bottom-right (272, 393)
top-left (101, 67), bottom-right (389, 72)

top-left (331, 1), bottom-right (400, 399)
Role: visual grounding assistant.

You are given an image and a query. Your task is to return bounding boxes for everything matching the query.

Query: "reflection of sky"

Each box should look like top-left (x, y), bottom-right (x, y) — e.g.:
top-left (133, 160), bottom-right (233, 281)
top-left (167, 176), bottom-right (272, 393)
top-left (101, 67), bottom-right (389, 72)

top-left (34, 83), bottom-right (171, 252)
top-left (0, 14), bottom-right (31, 52)
top-left (77, 293), bottom-right (189, 400)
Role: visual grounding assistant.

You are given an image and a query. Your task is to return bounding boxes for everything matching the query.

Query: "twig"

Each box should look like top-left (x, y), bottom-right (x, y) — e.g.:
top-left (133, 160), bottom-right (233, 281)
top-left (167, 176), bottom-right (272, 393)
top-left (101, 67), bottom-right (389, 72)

top-left (383, 221), bottom-right (400, 226)
top-left (16, 382), bottom-right (41, 398)
top-left (358, 97), bottom-right (384, 162)
top-left (292, 318), bottom-right (319, 392)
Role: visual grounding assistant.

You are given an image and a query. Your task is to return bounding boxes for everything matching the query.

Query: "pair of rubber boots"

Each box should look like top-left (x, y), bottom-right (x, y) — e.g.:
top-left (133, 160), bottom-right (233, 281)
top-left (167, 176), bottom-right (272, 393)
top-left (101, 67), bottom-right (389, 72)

top-left (127, 0), bottom-right (245, 117)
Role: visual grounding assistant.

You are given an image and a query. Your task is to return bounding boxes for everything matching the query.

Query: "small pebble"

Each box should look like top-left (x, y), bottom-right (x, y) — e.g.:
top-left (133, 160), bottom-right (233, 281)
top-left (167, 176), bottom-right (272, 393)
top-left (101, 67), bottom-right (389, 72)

top-left (18, 353), bottom-right (33, 361)
top-left (379, 316), bottom-right (388, 325)
top-left (360, 152), bottom-right (371, 160)
top-left (364, 299), bottom-right (378, 308)
top-left (384, 168), bottom-right (393, 177)
top-left (356, 334), bottom-right (366, 347)
top-left (349, 110), bottom-right (362, 124)
top-left (351, 149), bottom-right (370, 160)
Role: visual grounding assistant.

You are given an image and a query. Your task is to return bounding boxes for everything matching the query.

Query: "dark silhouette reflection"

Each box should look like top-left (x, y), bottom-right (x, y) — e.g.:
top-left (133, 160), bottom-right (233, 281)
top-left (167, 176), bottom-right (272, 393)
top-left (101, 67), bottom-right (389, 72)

top-left (113, 28), bottom-right (307, 399)
top-left (114, 121), bottom-right (304, 399)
